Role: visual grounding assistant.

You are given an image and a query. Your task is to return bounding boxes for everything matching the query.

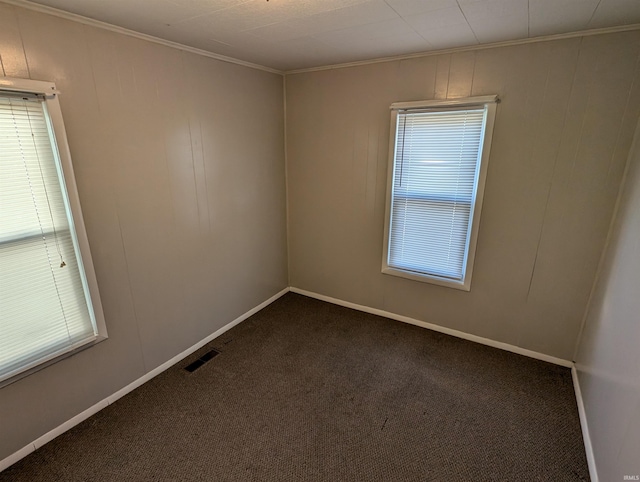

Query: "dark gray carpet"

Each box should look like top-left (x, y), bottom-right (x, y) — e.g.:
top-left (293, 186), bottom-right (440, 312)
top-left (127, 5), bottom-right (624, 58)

top-left (1, 293), bottom-right (589, 481)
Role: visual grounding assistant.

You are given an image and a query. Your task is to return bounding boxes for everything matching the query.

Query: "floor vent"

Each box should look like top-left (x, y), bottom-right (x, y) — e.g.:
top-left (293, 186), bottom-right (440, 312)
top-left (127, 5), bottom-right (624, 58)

top-left (185, 349), bottom-right (220, 373)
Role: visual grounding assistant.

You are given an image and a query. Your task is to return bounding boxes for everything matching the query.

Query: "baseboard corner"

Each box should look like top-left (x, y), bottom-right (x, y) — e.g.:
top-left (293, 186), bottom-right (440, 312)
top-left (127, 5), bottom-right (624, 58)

top-left (289, 287), bottom-right (572, 367)
top-left (0, 286), bottom-right (290, 473)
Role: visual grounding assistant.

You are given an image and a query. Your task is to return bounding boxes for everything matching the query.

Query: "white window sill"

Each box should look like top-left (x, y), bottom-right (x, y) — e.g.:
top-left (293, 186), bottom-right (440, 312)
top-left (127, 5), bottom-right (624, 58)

top-left (382, 267), bottom-right (471, 291)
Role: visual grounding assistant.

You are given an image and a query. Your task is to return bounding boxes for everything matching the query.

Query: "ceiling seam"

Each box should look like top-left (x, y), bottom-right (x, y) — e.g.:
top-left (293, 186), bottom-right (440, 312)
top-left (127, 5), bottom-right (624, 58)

top-left (4, 0), bottom-right (639, 77)
top-left (455, 0), bottom-right (480, 45)
top-left (169, 0), bottom-right (254, 27)
top-left (285, 23), bottom-right (640, 75)
top-left (0, 0), bottom-right (284, 75)
top-left (380, 0), bottom-right (432, 47)
top-left (587, 0), bottom-right (603, 29)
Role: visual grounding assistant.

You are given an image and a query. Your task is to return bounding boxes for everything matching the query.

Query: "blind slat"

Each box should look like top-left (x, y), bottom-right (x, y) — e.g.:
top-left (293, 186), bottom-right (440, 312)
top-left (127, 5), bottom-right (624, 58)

top-left (388, 107), bottom-right (486, 281)
top-left (0, 94), bottom-right (96, 383)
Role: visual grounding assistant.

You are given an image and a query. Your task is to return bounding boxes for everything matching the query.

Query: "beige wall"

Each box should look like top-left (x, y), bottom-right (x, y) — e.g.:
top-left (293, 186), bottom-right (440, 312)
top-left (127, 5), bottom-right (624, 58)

top-left (575, 121), bottom-right (640, 480)
top-left (286, 32), bottom-right (640, 360)
top-left (0, 4), bottom-right (287, 460)
top-left (2, 0), bottom-right (640, 468)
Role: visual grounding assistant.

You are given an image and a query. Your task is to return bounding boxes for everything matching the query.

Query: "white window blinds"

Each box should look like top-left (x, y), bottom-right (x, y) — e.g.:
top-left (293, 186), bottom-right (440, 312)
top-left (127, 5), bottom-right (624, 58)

top-left (385, 102), bottom-right (493, 287)
top-left (0, 93), bottom-right (97, 383)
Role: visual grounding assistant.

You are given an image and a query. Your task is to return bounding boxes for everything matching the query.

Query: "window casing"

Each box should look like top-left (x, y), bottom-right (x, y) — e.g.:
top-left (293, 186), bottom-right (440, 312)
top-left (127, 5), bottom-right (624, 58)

top-left (0, 77), bottom-right (106, 386)
top-left (382, 96), bottom-right (498, 291)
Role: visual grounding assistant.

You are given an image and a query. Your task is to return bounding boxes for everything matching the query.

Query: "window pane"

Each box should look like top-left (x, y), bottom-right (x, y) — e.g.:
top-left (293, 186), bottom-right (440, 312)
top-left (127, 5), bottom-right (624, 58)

top-left (0, 94), bottom-right (96, 383)
top-left (390, 198), bottom-right (471, 279)
top-left (388, 107), bottom-right (486, 281)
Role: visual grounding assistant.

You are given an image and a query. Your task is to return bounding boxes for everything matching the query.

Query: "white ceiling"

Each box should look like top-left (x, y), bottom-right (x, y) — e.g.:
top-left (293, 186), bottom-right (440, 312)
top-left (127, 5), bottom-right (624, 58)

top-left (21, 0), bottom-right (640, 71)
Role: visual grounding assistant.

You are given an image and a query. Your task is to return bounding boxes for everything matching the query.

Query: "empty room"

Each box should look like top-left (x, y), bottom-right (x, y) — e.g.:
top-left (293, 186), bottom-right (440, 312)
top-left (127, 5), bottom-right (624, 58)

top-left (0, 0), bottom-right (639, 480)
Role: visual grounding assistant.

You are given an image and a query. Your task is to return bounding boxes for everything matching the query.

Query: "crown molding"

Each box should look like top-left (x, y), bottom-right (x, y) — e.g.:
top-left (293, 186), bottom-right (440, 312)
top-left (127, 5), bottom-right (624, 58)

top-left (0, 0), bottom-right (284, 75)
top-left (285, 23), bottom-right (640, 75)
top-left (4, 0), bottom-right (640, 79)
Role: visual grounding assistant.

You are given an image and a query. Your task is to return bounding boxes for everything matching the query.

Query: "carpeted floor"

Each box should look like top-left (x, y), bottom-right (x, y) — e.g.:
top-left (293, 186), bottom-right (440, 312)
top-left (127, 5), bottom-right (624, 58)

top-left (1, 293), bottom-right (589, 481)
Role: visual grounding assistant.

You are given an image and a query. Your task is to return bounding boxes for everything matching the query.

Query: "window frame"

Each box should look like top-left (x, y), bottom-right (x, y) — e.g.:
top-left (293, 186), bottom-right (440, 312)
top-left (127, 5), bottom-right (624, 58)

top-left (381, 95), bottom-right (498, 291)
top-left (0, 77), bottom-right (107, 388)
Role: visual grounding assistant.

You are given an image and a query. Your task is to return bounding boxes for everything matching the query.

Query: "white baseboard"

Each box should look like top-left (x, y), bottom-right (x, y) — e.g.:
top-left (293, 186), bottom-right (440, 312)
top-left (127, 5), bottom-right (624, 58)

top-left (289, 287), bottom-right (573, 368)
top-left (107, 286), bottom-right (289, 406)
top-left (0, 445), bottom-right (35, 474)
top-left (3, 286), bottom-right (593, 477)
top-left (0, 287), bottom-right (290, 473)
top-left (572, 366), bottom-right (599, 482)
top-left (32, 399), bottom-right (110, 450)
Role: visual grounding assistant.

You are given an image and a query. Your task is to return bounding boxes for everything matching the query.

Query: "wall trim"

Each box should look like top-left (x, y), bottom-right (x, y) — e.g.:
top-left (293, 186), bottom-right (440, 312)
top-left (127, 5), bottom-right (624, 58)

top-left (283, 75), bottom-right (291, 285)
top-left (0, 445), bottom-right (34, 475)
top-left (290, 287), bottom-right (573, 367)
top-left (572, 366), bottom-right (599, 482)
top-left (0, 0), bottom-right (283, 75)
top-left (0, 287), bottom-right (290, 473)
top-left (4, 0), bottom-right (640, 78)
top-left (573, 119), bottom-right (640, 361)
top-left (285, 23), bottom-right (640, 75)
top-left (1, 287), bottom-right (597, 477)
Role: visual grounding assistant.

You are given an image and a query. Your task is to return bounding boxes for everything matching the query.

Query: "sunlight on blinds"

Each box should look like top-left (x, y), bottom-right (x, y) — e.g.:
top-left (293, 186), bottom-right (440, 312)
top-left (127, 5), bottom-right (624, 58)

top-left (0, 94), bottom-right (96, 383)
top-left (388, 107), bottom-right (486, 281)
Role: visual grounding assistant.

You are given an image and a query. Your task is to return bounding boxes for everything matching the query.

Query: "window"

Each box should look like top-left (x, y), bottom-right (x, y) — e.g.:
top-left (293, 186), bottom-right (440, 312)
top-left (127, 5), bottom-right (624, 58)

top-left (0, 78), bottom-right (106, 386)
top-left (382, 95), bottom-right (498, 291)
